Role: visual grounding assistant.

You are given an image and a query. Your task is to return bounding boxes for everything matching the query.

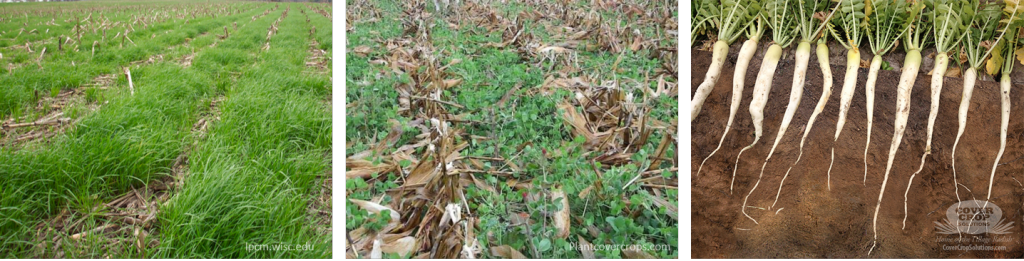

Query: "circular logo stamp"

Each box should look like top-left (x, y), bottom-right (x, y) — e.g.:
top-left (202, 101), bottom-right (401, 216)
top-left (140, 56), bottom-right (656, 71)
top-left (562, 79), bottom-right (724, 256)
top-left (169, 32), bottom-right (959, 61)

top-left (935, 200), bottom-right (1013, 234)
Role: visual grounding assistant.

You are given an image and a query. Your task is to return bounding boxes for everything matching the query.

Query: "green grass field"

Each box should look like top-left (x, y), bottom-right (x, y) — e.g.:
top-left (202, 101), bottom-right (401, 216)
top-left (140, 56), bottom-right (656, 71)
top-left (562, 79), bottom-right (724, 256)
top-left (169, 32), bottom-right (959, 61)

top-left (345, 0), bottom-right (678, 258)
top-left (0, 0), bottom-right (331, 258)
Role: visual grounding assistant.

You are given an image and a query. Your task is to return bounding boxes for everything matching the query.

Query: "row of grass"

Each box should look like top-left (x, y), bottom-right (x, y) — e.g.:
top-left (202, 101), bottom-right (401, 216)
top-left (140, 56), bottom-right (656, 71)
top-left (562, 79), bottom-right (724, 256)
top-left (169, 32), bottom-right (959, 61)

top-left (0, 2), bottom-right (252, 67)
top-left (154, 3), bottom-right (331, 258)
top-left (0, 2), bottom-right (259, 45)
top-left (307, 3), bottom-right (332, 51)
top-left (0, 2), bottom-right (266, 119)
top-left (0, 3), bottom-right (282, 257)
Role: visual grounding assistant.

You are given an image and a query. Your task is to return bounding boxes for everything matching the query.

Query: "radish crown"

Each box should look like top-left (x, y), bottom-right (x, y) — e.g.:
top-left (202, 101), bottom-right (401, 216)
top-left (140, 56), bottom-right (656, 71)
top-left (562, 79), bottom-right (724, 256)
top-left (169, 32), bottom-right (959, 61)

top-left (766, 0), bottom-right (799, 47)
top-left (716, 0), bottom-right (764, 45)
top-left (795, 0), bottom-right (838, 43)
top-left (927, 0), bottom-right (971, 54)
top-left (962, 1), bottom-right (1004, 69)
top-left (747, 13), bottom-right (767, 42)
top-left (867, 0), bottom-right (915, 56)
top-left (692, 0), bottom-right (717, 46)
top-left (903, 1), bottom-right (931, 52)
top-left (829, 0), bottom-right (867, 50)
top-left (1000, 7), bottom-right (1022, 75)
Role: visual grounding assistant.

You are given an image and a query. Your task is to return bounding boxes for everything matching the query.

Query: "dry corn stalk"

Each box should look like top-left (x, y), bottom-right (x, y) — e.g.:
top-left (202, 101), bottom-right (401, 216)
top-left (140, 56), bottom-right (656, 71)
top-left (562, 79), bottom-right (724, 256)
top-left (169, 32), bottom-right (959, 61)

top-left (70, 224), bottom-right (118, 240)
top-left (123, 67), bottom-right (135, 96)
top-left (552, 187), bottom-right (570, 239)
top-left (36, 47), bottom-right (45, 68)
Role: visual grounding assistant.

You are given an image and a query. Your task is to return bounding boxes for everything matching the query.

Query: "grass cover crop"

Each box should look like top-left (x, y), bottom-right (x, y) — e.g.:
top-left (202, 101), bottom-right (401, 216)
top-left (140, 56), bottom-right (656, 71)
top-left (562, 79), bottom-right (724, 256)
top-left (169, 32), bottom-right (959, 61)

top-left (0, 1), bottom-right (331, 258)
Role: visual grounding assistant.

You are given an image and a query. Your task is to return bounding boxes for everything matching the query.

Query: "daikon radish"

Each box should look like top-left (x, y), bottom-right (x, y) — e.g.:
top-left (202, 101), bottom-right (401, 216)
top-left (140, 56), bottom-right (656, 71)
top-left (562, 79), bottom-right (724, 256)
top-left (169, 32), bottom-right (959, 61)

top-left (869, 2), bottom-right (926, 255)
top-left (825, 0), bottom-right (867, 191)
top-left (691, 0), bottom-right (762, 121)
top-left (744, 41), bottom-right (808, 217)
top-left (737, 0), bottom-right (798, 223)
top-left (731, 44), bottom-right (782, 195)
top-left (952, 1), bottom-right (1006, 218)
top-left (861, 56), bottom-right (880, 184)
top-left (730, 0), bottom-right (796, 195)
top-left (756, 0), bottom-right (837, 210)
top-left (826, 48), bottom-right (858, 191)
top-left (902, 0), bottom-right (970, 229)
top-left (770, 0), bottom-right (839, 207)
top-left (772, 39), bottom-right (831, 209)
top-left (862, 0), bottom-right (915, 185)
top-left (975, 5), bottom-right (1023, 228)
top-left (697, 20), bottom-right (764, 177)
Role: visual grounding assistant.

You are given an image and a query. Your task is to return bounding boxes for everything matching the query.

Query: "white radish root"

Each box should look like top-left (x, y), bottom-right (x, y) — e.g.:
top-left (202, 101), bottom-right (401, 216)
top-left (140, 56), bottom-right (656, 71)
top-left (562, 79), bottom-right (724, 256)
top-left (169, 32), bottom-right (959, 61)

top-left (965, 75), bottom-right (1014, 233)
top-left (741, 41), bottom-right (811, 222)
top-left (862, 55), bottom-right (882, 185)
top-left (692, 41), bottom-right (731, 121)
top-left (827, 48), bottom-right (861, 191)
top-left (765, 41), bottom-right (812, 173)
top-left (731, 44), bottom-right (783, 194)
top-left (902, 52), bottom-right (948, 229)
top-left (697, 38), bottom-right (759, 177)
top-left (869, 49), bottom-right (922, 256)
top-left (987, 75), bottom-right (1012, 202)
top-left (772, 41), bottom-right (832, 209)
top-left (950, 67), bottom-right (975, 207)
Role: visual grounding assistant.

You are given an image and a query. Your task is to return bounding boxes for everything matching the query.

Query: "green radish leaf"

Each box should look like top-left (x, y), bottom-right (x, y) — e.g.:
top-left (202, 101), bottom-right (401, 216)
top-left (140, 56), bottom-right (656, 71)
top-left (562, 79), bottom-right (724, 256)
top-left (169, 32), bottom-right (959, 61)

top-left (537, 238), bottom-right (552, 252)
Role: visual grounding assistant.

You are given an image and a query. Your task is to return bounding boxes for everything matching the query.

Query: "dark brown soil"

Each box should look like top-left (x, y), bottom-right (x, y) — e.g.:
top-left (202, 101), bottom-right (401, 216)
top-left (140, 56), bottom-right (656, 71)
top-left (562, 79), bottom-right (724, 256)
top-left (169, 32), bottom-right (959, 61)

top-left (691, 49), bottom-right (1024, 258)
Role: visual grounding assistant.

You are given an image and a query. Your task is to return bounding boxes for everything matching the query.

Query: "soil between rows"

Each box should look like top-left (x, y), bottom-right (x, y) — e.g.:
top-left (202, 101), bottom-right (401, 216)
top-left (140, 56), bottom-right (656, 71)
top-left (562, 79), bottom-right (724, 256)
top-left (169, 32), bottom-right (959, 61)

top-left (691, 49), bottom-right (1024, 258)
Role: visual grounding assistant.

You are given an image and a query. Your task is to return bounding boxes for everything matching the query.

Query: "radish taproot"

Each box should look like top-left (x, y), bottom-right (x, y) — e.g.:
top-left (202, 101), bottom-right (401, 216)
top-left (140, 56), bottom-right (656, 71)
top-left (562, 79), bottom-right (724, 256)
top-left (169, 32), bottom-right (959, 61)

top-left (730, 0), bottom-right (796, 195)
top-left (951, 2), bottom-right (1007, 222)
top-left (869, 1), bottom-right (927, 255)
top-left (751, 0), bottom-right (837, 210)
top-left (975, 2), bottom-right (1022, 228)
top-left (901, 0), bottom-right (971, 230)
top-left (697, 19), bottom-right (765, 177)
top-left (772, 37), bottom-right (833, 209)
top-left (691, 0), bottom-right (762, 121)
top-left (770, 0), bottom-right (843, 207)
top-left (825, 0), bottom-right (867, 191)
top-left (862, 0), bottom-right (915, 185)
